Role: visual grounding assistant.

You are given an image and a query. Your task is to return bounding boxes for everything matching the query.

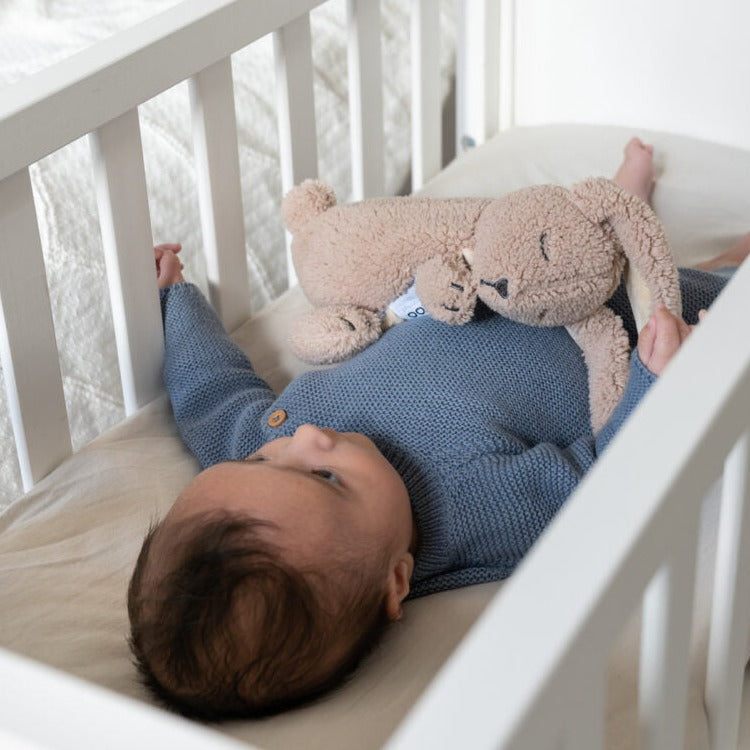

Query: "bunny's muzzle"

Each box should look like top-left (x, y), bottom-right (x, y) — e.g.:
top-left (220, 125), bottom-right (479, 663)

top-left (480, 277), bottom-right (509, 298)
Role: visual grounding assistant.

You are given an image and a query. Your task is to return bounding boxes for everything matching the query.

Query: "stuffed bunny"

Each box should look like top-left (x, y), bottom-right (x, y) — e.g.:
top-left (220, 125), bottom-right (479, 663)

top-left (282, 178), bottom-right (681, 431)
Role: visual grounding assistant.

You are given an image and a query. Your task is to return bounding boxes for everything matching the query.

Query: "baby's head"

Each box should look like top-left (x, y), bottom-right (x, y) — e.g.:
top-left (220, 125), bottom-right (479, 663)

top-left (128, 425), bottom-right (415, 718)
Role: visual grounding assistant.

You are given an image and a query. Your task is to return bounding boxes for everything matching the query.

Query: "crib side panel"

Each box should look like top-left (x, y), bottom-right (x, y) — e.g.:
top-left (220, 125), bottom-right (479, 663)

top-left (0, 170), bottom-right (72, 490)
top-left (0, 0), bottom-right (449, 496)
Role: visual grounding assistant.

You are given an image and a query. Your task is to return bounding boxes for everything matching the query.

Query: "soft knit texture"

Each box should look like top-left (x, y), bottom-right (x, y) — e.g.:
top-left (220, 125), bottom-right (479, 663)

top-left (161, 269), bottom-right (725, 598)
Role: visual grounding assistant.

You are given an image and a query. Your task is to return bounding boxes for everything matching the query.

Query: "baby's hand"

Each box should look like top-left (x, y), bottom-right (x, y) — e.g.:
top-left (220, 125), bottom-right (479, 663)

top-left (154, 243), bottom-right (184, 288)
top-left (637, 305), bottom-right (693, 375)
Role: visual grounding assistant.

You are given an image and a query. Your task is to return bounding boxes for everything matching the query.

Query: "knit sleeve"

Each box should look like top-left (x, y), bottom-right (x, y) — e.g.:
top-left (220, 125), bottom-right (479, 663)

top-left (451, 351), bottom-right (655, 575)
top-left (160, 283), bottom-right (276, 467)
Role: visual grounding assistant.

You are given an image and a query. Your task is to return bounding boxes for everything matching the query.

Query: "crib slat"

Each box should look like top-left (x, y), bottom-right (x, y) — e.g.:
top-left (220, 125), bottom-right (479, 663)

top-left (273, 12), bottom-right (319, 287)
top-left (347, 0), bottom-right (385, 199)
top-left (410, 0), bottom-right (441, 191)
top-left (189, 57), bottom-right (251, 331)
top-left (0, 169), bottom-right (71, 490)
top-left (638, 531), bottom-right (699, 750)
top-left (498, 0), bottom-right (516, 131)
top-left (456, 0), bottom-right (501, 154)
top-left (705, 430), bottom-right (750, 749)
top-left (89, 109), bottom-right (163, 415)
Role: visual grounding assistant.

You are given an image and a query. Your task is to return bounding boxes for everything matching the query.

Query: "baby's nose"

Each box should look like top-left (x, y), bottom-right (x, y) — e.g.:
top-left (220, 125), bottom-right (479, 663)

top-left (291, 424), bottom-right (335, 451)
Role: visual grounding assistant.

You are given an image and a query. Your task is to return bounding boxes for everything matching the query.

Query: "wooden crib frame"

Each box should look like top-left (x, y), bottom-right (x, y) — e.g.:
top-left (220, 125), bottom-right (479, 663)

top-left (1, 1), bottom-right (749, 748)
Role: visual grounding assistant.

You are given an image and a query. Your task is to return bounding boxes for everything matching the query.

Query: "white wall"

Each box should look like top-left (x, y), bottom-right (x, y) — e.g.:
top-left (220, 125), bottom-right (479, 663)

top-left (512, 0), bottom-right (750, 151)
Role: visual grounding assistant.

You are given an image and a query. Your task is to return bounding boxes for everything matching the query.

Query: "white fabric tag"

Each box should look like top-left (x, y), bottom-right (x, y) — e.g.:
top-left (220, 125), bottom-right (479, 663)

top-left (387, 282), bottom-right (429, 321)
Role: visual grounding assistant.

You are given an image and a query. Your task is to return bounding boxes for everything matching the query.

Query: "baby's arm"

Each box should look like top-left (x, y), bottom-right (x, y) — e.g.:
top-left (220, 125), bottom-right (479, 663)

top-left (155, 246), bottom-right (276, 466)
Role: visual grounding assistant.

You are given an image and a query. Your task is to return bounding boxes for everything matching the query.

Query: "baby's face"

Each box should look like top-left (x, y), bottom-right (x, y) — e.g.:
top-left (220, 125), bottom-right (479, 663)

top-left (168, 425), bottom-right (415, 571)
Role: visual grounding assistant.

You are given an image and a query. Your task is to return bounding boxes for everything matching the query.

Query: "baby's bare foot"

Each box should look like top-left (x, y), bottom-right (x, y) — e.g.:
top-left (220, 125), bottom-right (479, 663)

top-left (696, 231), bottom-right (750, 271)
top-left (614, 137), bottom-right (655, 203)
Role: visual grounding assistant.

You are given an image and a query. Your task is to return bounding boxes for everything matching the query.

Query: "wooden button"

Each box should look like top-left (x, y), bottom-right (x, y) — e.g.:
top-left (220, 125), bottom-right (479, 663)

top-left (267, 409), bottom-right (287, 428)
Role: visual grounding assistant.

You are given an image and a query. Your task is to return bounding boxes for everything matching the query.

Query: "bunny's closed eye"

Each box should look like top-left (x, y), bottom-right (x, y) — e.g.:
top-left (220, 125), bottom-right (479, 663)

top-left (539, 232), bottom-right (550, 261)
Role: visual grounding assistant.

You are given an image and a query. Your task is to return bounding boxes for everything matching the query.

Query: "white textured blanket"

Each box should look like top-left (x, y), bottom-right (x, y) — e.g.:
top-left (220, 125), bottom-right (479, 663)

top-left (0, 0), bottom-right (455, 506)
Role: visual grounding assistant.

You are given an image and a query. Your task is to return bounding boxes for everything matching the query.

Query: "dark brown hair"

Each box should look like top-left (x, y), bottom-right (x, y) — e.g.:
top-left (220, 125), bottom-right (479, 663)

top-left (127, 511), bottom-right (390, 720)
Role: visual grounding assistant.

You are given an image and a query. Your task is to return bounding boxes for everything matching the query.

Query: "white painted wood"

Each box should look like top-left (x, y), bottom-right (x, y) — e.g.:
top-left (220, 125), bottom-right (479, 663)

top-left (346, 0), bottom-right (385, 199)
top-left (89, 109), bottom-right (163, 414)
top-left (0, 727), bottom-right (48, 750)
top-left (706, 431), bottom-right (750, 750)
top-left (410, 0), bottom-right (441, 190)
top-left (189, 57), bottom-right (251, 331)
top-left (455, 0), bottom-right (501, 155)
top-left (273, 12), bottom-right (319, 287)
top-left (0, 647), bottom-right (254, 750)
top-left (0, 169), bottom-right (71, 490)
top-left (498, 0), bottom-right (516, 131)
top-left (0, 0), bottom-right (328, 183)
top-left (638, 543), bottom-right (698, 750)
top-left (388, 260), bottom-right (750, 748)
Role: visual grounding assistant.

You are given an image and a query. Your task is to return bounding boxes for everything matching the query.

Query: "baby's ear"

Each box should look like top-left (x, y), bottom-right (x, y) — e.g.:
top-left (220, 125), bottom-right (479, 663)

top-left (384, 553), bottom-right (414, 621)
top-left (282, 179), bottom-right (337, 234)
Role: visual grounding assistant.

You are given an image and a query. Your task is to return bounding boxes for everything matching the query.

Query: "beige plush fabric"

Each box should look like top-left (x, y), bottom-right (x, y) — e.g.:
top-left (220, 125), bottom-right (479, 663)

top-left (2, 124), bottom-right (750, 748)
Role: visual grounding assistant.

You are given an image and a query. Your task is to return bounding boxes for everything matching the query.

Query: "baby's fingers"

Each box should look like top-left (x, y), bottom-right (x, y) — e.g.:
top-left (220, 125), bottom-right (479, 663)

top-left (156, 249), bottom-right (185, 288)
top-left (154, 242), bottom-right (182, 256)
top-left (638, 306), bottom-right (691, 375)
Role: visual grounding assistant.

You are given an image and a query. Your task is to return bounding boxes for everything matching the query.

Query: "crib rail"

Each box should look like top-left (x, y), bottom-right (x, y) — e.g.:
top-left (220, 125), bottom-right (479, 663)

top-left (388, 259), bottom-right (750, 748)
top-left (0, 0), bottom-right (477, 493)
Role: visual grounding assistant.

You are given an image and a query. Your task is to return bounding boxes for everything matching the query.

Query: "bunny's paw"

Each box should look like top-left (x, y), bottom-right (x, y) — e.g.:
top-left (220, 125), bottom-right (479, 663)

top-left (289, 305), bottom-right (382, 364)
top-left (415, 256), bottom-right (477, 324)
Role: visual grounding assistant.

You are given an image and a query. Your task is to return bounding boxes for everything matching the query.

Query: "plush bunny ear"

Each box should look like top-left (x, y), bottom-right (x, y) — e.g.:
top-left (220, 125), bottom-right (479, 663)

top-left (570, 177), bottom-right (681, 329)
top-left (282, 179), bottom-right (337, 234)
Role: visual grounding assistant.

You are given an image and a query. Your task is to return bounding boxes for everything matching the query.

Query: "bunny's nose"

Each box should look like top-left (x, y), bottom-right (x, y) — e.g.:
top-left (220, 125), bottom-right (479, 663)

top-left (481, 277), bottom-right (509, 298)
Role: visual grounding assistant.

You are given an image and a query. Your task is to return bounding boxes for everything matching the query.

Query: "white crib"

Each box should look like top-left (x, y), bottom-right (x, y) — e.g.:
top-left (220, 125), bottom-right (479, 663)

top-left (1, 1), bottom-right (750, 748)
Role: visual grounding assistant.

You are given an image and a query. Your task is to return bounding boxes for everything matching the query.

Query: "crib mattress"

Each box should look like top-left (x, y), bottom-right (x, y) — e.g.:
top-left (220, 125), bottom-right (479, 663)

top-left (2, 124), bottom-right (750, 749)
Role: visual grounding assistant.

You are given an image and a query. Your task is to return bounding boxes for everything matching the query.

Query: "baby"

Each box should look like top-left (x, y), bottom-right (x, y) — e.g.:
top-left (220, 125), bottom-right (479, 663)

top-left (128, 140), bottom-right (741, 720)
